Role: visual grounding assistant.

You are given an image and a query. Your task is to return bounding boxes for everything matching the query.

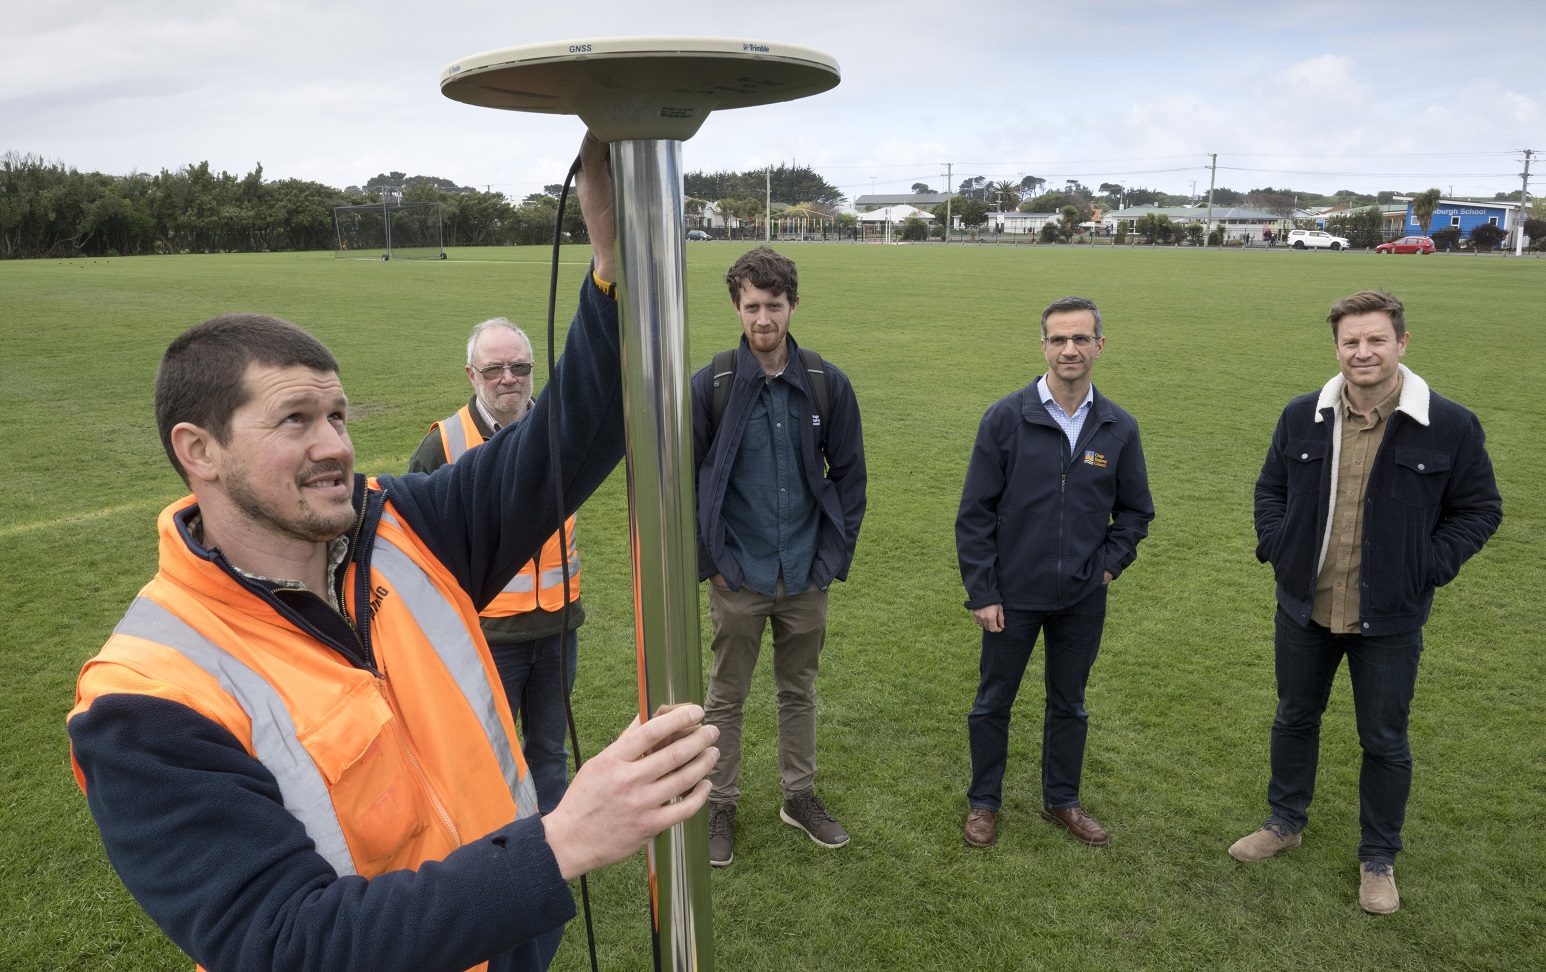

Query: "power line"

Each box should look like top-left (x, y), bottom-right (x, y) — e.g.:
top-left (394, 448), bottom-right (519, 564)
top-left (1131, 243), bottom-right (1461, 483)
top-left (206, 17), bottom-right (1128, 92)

top-left (1218, 166), bottom-right (1518, 178)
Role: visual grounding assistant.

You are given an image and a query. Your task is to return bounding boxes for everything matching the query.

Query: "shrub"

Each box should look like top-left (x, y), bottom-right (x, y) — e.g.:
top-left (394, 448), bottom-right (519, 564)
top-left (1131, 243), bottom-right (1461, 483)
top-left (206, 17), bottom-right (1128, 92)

top-left (899, 216), bottom-right (929, 242)
top-left (1431, 226), bottom-right (1462, 250)
top-left (1039, 222), bottom-right (1061, 243)
top-left (1468, 223), bottom-right (1506, 251)
top-left (1185, 224), bottom-right (1204, 246)
top-left (1525, 217), bottom-right (1546, 252)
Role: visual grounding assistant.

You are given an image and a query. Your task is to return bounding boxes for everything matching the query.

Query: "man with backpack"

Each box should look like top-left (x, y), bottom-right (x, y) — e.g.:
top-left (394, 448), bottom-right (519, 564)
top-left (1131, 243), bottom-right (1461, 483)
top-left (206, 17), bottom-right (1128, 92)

top-left (690, 246), bottom-right (867, 868)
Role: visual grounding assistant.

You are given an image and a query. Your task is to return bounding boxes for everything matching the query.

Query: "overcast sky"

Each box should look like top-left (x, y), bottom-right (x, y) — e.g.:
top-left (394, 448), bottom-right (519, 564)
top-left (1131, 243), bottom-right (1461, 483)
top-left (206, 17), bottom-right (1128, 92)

top-left (5, 0), bottom-right (1541, 203)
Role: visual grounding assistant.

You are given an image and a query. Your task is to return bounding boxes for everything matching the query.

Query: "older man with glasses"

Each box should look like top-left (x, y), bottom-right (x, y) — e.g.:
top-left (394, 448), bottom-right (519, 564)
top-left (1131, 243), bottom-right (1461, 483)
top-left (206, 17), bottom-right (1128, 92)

top-left (956, 295), bottom-right (1154, 850)
top-left (410, 318), bottom-right (585, 815)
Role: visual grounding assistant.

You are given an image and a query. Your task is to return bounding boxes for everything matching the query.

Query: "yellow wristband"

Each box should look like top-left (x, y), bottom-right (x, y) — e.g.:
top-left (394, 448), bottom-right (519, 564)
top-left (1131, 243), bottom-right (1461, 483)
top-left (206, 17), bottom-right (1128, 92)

top-left (592, 270), bottom-right (616, 300)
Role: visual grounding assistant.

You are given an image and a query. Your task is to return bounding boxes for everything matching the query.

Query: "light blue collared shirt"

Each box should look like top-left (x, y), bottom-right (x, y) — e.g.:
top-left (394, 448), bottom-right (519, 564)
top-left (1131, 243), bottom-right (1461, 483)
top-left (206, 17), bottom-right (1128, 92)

top-left (1037, 374), bottom-right (1093, 456)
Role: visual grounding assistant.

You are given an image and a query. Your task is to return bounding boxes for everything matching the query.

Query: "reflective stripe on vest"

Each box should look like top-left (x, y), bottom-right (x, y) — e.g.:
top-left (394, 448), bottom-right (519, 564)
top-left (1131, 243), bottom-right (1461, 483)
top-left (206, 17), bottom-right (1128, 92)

top-left (433, 405), bottom-right (581, 615)
top-left (376, 511), bottom-right (538, 817)
top-left (111, 597), bottom-right (359, 876)
top-left (108, 524), bottom-right (539, 876)
top-left (436, 408), bottom-right (481, 464)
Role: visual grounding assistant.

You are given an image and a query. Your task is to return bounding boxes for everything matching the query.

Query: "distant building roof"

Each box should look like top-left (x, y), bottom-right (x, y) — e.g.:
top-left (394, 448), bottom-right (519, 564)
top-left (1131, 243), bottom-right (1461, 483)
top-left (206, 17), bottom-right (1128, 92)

top-left (1104, 206), bottom-right (1279, 221)
top-left (1392, 195), bottom-right (1519, 211)
top-left (854, 193), bottom-right (951, 210)
top-left (858, 204), bottom-right (934, 222)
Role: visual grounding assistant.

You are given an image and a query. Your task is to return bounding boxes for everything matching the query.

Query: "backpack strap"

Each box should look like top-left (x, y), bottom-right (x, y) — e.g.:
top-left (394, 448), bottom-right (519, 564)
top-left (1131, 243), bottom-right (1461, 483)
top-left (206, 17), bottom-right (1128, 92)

top-left (796, 347), bottom-right (830, 445)
top-left (708, 348), bottom-right (738, 438)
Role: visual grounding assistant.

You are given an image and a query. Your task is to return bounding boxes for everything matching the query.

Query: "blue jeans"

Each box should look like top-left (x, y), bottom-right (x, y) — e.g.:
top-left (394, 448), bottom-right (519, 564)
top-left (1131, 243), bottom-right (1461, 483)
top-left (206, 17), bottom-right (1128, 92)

top-left (967, 586), bottom-right (1107, 811)
top-left (1267, 608), bottom-right (1423, 865)
top-left (490, 629), bottom-right (579, 816)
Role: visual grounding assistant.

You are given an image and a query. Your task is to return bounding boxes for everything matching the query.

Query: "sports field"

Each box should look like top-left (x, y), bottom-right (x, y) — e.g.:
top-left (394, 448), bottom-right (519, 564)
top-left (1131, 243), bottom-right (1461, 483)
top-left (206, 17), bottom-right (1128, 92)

top-left (2, 243), bottom-right (1541, 971)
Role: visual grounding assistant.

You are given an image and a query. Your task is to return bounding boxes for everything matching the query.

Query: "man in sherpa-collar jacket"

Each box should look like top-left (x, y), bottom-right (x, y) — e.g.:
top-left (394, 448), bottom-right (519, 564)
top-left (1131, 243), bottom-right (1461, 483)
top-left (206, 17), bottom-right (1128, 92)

top-left (1229, 290), bottom-right (1501, 917)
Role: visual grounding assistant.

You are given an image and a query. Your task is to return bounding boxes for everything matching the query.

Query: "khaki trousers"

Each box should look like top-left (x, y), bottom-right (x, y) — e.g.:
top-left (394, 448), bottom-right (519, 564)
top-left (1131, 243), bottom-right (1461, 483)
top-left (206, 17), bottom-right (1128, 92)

top-left (704, 579), bottom-right (829, 804)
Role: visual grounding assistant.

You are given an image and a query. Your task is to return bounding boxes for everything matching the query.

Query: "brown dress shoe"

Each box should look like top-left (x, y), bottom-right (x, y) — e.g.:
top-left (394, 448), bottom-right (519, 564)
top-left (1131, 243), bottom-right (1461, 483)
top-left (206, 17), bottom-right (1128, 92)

top-left (1040, 805), bottom-right (1109, 847)
top-left (964, 808), bottom-right (999, 847)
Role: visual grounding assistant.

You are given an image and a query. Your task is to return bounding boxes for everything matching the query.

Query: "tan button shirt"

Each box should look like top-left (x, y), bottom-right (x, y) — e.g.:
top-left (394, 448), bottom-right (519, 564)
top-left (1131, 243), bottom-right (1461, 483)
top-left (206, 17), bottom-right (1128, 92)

top-left (1311, 377), bottom-right (1403, 633)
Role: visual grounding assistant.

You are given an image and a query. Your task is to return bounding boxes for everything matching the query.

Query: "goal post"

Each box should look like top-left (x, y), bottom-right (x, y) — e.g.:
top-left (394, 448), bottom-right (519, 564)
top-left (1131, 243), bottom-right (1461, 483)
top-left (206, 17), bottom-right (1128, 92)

top-left (333, 201), bottom-right (444, 260)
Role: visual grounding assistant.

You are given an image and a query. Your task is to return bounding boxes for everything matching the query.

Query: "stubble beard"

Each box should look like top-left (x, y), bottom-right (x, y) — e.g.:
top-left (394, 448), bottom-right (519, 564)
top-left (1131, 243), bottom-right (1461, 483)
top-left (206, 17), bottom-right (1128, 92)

top-left (226, 459), bottom-right (355, 544)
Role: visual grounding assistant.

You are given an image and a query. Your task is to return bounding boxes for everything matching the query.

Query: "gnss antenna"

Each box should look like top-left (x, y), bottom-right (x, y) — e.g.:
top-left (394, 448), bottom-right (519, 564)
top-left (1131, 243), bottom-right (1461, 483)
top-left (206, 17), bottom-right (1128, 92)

top-left (441, 37), bottom-right (840, 972)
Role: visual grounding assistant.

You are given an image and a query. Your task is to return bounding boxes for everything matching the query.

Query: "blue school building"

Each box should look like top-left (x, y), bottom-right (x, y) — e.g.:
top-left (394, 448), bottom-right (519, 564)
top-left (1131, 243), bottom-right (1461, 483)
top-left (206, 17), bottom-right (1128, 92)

top-left (1397, 196), bottom-right (1520, 246)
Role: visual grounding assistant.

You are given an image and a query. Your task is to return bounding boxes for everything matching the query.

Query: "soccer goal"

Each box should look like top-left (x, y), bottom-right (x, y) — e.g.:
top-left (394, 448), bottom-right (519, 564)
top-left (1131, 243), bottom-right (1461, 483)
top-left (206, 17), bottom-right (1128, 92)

top-left (333, 201), bottom-right (445, 260)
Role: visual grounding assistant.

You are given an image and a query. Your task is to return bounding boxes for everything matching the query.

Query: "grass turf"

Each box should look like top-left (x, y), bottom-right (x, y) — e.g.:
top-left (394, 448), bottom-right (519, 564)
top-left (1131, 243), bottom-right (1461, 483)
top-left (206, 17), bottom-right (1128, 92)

top-left (2, 243), bottom-right (1542, 970)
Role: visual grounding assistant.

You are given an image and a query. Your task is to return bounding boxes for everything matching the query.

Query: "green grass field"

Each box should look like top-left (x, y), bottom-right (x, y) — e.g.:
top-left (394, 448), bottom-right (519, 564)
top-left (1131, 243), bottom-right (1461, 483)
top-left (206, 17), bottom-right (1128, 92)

top-left (3, 243), bottom-right (1542, 971)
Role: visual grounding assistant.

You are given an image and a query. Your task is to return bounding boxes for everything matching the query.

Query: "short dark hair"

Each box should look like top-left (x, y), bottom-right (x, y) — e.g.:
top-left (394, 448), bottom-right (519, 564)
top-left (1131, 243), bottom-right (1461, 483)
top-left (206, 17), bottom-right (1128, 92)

top-left (155, 313), bottom-right (339, 484)
top-left (1327, 290), bottom-right (1405, 340)
top-left (725, 246), bottom-right (798, 306)
top-left (1040, 296), bottom-right (1103, 339)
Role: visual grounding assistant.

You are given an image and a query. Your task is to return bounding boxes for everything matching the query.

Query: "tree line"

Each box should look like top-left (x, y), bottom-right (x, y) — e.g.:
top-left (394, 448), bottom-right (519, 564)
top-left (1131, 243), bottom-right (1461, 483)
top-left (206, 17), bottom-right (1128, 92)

top-left (0, 152), bottom-right (590, 260)
top-left (684, 164), bottom-right (845, 208)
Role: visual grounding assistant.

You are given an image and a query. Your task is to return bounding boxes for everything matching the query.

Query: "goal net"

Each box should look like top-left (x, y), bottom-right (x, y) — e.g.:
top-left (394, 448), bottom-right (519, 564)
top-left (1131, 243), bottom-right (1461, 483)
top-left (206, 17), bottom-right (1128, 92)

top-left (333, 201), bottom-right (444, 260)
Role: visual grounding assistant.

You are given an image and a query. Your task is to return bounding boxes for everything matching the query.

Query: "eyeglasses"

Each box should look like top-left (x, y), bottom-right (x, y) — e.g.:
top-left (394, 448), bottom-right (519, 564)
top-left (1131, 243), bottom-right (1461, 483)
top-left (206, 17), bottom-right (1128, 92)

top-left (1043, 334), bottom-right (1097, 348)
top-left (477, 362), bottom-right (533, 380)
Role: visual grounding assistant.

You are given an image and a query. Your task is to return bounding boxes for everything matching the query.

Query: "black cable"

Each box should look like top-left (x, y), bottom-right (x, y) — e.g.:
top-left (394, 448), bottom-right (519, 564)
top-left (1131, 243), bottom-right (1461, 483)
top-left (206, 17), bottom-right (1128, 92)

top-left (545, 153), bottom-right (599, 972)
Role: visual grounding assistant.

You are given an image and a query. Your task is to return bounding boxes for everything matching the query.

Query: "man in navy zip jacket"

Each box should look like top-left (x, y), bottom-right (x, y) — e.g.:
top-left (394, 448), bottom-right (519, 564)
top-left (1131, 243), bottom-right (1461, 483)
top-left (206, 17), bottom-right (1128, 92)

top-left (1228, 290), bottom-right (1500, 915)
top-left (66, 133), bottom-right (720, 972)
top-left (957, 295), bottom-right (1153, 850)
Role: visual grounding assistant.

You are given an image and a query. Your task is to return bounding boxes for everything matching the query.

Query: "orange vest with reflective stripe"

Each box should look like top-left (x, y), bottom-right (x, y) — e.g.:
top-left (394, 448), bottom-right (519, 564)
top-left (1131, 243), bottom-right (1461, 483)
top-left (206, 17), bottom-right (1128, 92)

top-left (433, 405), bottom-right (581, 616)
top-left (70, 496), bottom-right (536, 972)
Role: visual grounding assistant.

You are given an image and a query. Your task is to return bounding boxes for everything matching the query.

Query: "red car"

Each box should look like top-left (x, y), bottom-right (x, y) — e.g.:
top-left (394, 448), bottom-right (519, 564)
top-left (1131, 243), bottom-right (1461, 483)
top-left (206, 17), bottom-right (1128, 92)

top-left (1376, 236), bottom-right (1435, 254)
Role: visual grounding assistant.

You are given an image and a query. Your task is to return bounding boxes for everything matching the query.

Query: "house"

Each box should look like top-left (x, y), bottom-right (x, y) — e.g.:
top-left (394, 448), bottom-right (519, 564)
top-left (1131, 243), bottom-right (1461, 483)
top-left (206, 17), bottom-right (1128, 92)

top-left (856, 204), bottom-right (935, 237)
top-left (978, 211), bottom-right (1062, 235)
top-left (853, 193), bottom-right (952, 212)
top-left (1101, 205), bottom-right (1281, 240)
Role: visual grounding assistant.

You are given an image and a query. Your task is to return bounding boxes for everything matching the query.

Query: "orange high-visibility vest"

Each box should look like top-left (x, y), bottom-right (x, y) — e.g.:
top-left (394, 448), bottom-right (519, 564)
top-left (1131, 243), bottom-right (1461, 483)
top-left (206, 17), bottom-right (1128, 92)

top-left (433, 405), bottom-right (581, 616)
top-left (71, 496), bottom-right (538, 972)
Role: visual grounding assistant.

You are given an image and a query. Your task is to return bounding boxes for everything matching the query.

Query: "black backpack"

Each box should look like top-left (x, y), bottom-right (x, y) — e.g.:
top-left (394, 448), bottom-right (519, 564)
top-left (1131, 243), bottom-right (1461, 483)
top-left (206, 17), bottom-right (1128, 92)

top-left (708, 346), bottom-right (831, 445)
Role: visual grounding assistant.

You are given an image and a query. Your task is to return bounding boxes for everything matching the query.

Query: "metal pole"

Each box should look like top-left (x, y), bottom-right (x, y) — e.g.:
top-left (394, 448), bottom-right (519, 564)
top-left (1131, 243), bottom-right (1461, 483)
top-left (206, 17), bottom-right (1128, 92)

top-left (609, 138), bottom-right (714, 972)
top-left (945, 163), bottom-right (952, 244)
top-left (1516, 148), bottom-right (1533, 257)
top-left (1204, 153), bottom-right (1217, 248)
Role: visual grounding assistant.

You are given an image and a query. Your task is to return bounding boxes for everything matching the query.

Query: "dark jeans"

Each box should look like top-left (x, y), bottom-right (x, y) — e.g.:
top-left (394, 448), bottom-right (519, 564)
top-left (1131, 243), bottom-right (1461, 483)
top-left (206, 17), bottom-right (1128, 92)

top-left (490, 629), bottom-right (579, 816)
top-left (967, 586), bottom-right (1107, 811)
top-left (1267, 608), bottom-right (1423, 865)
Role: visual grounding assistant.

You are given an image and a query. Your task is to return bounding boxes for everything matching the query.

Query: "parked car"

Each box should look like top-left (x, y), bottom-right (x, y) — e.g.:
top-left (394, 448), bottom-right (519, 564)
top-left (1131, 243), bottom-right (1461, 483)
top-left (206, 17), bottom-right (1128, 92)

top-left (1375, 236), bottom-right (1435, 255)
top-left (686, 229), bottom-right (711, 241)
top-left (1287, 229), bottom-right (1350, 251)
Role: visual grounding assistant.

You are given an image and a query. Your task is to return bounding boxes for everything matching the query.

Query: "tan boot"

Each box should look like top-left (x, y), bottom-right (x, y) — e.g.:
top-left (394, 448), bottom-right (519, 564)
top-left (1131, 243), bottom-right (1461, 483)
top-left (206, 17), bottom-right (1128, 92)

top-left (1359, 861), bottom-right (1400, 914)
top-left (1227, 822), bottom-right (1302, 862)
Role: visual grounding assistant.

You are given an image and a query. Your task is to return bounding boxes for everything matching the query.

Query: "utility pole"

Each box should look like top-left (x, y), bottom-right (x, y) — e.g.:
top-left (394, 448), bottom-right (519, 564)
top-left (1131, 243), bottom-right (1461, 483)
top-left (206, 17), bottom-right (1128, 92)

top-left (944, 162), bottom-right (953, 244)
top-left (1204, 153), bottom-right (1218, 248)
top-left (1515, 148), bottom-right (1533, 257)
top-left (766, 166), bottom-right (772, 243)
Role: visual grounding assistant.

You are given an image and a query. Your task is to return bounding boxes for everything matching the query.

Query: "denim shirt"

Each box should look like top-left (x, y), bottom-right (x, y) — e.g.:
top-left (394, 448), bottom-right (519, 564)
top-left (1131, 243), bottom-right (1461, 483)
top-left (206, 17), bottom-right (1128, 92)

top-left (720, 375), bottom-right (820, 595)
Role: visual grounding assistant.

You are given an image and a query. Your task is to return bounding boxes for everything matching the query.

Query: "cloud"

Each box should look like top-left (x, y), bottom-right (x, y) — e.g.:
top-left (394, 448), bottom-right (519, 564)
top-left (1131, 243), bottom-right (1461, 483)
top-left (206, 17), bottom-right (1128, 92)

top-left (3, 1), bottom-right (1540, 198)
